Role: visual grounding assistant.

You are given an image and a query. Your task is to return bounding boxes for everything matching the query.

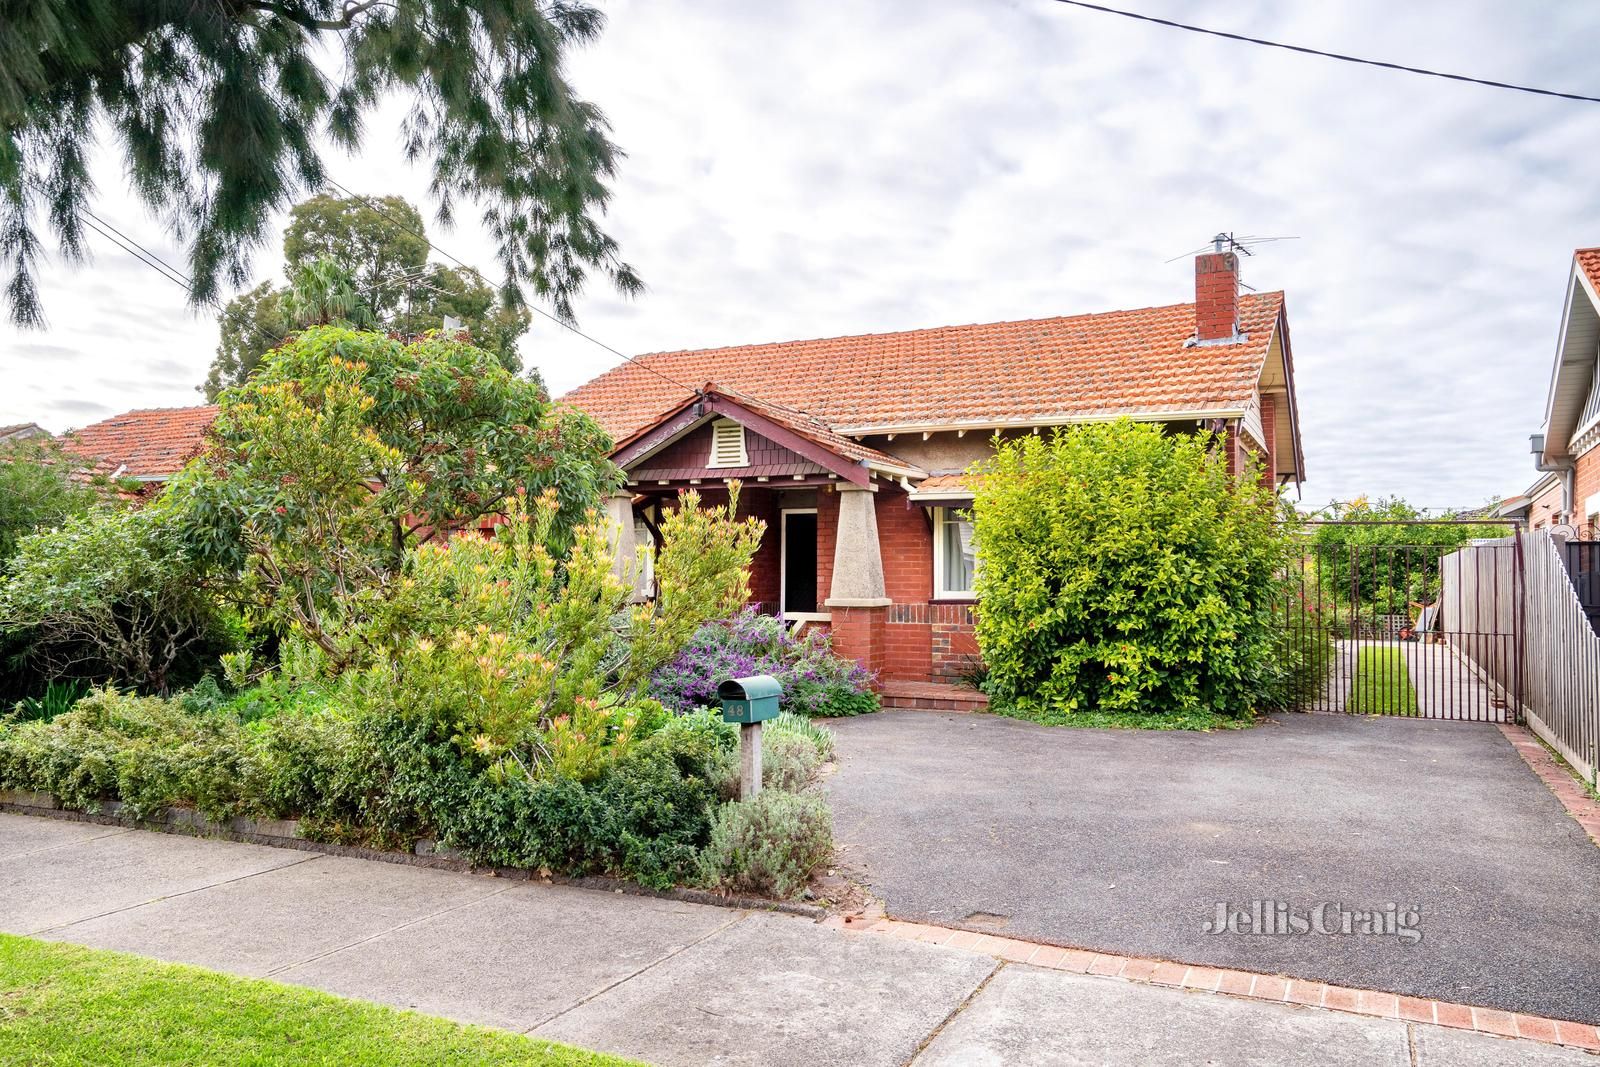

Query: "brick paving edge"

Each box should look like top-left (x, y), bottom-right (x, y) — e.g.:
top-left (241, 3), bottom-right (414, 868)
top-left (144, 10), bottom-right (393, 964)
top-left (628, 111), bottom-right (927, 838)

top-left (824, 914), bottom-right (1600, 1053)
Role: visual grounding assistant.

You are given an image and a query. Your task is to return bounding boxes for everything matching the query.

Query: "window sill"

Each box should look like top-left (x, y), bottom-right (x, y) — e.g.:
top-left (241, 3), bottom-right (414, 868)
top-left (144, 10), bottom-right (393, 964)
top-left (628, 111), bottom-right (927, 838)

top-left (930, 595), bottom-right (978, 604)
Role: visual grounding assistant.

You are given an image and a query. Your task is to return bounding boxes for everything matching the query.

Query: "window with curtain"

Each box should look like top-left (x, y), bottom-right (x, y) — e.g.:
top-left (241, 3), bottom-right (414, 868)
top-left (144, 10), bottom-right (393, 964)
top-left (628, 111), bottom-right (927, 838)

top-left (934, 507), bottom-right (976, 597)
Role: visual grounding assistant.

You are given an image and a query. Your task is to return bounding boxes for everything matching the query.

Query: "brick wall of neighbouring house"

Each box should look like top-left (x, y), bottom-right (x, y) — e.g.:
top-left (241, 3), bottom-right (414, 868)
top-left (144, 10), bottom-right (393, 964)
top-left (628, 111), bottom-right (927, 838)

top-left (1528, 479), bottom-right (1564, 531)
top-left (1576, 448), bottom-right (1600, 536)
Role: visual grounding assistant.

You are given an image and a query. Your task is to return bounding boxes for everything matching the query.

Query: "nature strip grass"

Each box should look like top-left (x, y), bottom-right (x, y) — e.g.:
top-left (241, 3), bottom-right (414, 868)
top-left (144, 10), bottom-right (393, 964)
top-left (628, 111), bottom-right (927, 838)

top-left (0, 933), bottom-right (643, 1067)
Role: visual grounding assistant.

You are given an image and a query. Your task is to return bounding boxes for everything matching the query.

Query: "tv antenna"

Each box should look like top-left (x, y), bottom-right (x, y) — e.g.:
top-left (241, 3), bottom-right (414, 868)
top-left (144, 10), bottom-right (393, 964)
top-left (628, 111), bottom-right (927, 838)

top-left (1164, 232), bottom-right (1299, 263)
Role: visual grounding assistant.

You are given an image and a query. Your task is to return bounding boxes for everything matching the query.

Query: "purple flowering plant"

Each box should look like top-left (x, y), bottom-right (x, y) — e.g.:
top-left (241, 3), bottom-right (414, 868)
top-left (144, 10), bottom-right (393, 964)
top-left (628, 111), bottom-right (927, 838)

top-left (648, 608), bottom-right (878, 718)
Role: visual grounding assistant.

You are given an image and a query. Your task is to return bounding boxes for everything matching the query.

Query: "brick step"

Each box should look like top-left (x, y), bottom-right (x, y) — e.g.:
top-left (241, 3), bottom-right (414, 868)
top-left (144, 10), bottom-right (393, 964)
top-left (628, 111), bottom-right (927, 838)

top-left (878, 680), bottom-right (989, 713)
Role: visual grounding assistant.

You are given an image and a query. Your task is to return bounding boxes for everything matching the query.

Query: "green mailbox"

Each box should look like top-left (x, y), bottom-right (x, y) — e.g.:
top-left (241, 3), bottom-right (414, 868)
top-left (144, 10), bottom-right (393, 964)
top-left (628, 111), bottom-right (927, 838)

top-left (718, 675), bottom-right (782, 724)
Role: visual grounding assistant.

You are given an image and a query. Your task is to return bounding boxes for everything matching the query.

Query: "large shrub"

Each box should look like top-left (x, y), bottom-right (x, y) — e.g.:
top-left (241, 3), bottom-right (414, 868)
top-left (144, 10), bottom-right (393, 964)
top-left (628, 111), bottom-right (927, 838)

top-left (0, 436), bottom-right (101, 561)
top-left (1260, 586), bottom-right (1336, 710)
top-left (0, 502), bottom-right (236, 695)
top-left (172, 326), bottom-right (620, 671)
top-left (971, 420), bottom-right (1292, 721)
top-left (649, 608), bottom-right (878, 718)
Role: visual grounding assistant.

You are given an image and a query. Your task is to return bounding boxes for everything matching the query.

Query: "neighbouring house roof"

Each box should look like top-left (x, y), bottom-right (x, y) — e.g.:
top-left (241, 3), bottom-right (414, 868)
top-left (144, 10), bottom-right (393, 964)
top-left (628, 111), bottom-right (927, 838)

top-left (60, 405), bottom-right (219, 480)
top-left (1537, 247), bottom-right (1600, 460)
top-left (0, 422), bottom-right (49, 442)
top-left (564, 293), bottom-right (1288, 443)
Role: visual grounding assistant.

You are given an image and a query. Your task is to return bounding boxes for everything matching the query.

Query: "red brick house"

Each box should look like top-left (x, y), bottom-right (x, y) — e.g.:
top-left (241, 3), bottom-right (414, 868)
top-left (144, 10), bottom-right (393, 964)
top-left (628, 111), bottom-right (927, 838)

top-left (1506, 248), bottom-right (1600, 538)
top-left (563, 247), bottom-right (1306, 692)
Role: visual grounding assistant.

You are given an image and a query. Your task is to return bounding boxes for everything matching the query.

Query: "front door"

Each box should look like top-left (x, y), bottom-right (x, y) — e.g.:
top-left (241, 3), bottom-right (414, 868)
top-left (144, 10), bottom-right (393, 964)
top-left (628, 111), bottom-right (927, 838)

top-left (782, 509), bottom-right (818, 615)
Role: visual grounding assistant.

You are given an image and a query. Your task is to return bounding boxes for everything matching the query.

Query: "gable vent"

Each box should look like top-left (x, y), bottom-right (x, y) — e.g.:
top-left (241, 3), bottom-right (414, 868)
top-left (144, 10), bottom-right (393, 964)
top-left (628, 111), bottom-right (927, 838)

top-left (708, 419), bottom-right (749, 468)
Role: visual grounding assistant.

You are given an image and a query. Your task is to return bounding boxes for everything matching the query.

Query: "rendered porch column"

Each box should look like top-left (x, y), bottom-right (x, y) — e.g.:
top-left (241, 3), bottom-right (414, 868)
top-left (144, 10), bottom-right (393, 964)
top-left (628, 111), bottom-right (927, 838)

top-left (603, 491), bottom-right (640, 594)
top-left (824, 485), bottom-right (890, 677)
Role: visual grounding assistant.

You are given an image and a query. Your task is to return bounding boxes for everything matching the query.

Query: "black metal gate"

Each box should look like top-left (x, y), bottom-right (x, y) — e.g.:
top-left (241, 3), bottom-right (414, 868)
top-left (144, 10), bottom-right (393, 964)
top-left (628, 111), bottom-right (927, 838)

top-left (1278, 521), bottom-right (1522, 722)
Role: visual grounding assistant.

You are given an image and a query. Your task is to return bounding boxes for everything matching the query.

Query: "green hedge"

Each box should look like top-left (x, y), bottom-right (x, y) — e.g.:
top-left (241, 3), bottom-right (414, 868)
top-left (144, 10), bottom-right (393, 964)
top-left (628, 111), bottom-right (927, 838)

top-left (971, 420), bottom-right (1294, 722)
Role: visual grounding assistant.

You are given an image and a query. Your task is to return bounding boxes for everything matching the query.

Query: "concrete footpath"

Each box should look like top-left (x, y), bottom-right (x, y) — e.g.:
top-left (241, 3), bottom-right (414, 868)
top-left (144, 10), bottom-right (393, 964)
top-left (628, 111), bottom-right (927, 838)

top-left (0, 813), bottom-right (1590, 1066)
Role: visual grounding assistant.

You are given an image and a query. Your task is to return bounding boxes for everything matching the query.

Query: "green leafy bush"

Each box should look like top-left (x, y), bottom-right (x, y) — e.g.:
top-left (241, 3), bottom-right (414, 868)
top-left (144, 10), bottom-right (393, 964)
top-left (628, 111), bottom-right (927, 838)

top-left (698, 791), bottom-right (833, 900)
top-left (0, 502), bottom-right (237, 695)
top-left (971, 420), bottom-right (1292, 722)
top-left (0, 689), bottom-right (249, 820)
top-left (1261, 590), bottom-right (1335, 710)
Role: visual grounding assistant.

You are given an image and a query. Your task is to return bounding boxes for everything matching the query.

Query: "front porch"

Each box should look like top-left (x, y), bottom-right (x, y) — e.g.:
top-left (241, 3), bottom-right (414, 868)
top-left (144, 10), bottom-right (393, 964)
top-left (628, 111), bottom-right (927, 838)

top-left (601, 385), bottom-right (980, 688)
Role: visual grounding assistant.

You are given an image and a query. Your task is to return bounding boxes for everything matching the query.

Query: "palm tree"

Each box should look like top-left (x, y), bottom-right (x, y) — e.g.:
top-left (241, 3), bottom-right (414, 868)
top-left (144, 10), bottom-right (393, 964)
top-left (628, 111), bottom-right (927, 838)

top-left (279, 257), bottom-right (376, 329)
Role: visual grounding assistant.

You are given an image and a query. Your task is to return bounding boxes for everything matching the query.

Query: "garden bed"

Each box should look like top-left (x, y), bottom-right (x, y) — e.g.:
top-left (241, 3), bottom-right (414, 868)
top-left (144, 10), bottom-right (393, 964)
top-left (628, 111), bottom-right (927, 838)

top-left (0, 789), bottom-right (830, 919)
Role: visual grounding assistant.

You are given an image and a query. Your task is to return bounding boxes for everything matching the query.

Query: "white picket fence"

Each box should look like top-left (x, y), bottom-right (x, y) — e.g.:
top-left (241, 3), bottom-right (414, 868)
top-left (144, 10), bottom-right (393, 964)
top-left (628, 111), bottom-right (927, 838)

top-left (1443, 530), bottom-right (1600, 782)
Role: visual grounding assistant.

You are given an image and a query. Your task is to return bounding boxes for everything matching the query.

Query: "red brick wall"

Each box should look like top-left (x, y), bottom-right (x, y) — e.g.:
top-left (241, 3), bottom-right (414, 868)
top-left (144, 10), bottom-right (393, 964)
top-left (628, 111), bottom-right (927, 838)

top-left (883, 602), bottom-right (979, 681)
top-left (666, 486), bottom-right (780, 610)
top-left (1195, 252), bottom-right (1239, 341)
top-left (877, 490), bottom-right (933, 602)
top-left (816, 490), bottom-right (838, 609)
top-left (871, 488), bottom-right (978, 682)
top-left (743, 491), bottom-right (780, 610)
top-left (1576, 448), bottom-right (1600, 537)
top-left (830, 605), bottom-right (885, 676)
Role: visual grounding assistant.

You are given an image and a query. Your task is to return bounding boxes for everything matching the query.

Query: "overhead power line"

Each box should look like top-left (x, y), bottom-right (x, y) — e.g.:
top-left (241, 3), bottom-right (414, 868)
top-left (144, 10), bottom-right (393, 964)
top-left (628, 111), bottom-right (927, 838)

top-left (1048, 0), bottom-right (1600, 105)
top-left (321, 177), bottom-right (700, 398)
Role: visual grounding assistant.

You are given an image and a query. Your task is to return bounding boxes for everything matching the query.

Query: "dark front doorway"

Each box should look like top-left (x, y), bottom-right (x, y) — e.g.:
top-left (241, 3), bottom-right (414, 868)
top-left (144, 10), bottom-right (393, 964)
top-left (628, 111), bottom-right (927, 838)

top-left (782, 509), bottom-right (818, 615)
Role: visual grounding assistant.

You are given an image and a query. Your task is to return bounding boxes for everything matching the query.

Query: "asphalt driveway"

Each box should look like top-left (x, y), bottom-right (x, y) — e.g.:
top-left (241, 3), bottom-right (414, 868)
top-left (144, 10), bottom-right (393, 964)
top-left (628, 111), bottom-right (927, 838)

top-left (826, 711), bottom-right (1600, 1025)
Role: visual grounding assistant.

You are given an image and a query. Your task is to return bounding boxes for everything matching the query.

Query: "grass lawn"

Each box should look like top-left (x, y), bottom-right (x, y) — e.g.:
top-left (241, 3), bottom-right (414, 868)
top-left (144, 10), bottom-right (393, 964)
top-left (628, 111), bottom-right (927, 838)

top-left (0, 934), bottom-right (643, 1067)
top-left (1346, 646), bottom-right (1419, 715)
top-left (989, 705), bottom-right (1255, 731)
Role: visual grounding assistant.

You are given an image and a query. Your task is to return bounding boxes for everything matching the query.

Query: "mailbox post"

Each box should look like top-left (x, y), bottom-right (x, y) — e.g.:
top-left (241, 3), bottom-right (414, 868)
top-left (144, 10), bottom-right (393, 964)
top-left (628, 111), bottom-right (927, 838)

top-left (718, 675), bottom-right (782, 800)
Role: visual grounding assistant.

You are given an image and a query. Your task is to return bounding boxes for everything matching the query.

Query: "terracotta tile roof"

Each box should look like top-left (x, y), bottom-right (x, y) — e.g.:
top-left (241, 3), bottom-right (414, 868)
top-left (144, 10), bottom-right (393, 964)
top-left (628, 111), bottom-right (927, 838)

top-left (1577, 248), bottom-right (1600, 291)
top-left (907, 473), bottom-right (974, 496)
top-left (61, 405), bottom-right (218, 479)
top-left (564, 293), bottom-right (1285, 443)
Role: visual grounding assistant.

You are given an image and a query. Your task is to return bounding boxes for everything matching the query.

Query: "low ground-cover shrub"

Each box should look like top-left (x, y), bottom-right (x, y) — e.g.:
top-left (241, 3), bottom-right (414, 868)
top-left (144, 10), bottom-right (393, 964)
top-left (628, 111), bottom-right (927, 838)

top-left (649, 609), bottom-right (877, 718)
top-left (698, 790), bottom-right (833, 899)
top-left (0, 689), bottom-right (250, 819)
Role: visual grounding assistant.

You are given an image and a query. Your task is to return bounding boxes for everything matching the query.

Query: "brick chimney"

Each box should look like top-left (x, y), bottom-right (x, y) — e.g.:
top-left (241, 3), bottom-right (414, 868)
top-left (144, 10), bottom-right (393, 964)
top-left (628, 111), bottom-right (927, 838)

top-left (1194, 236), bottom-right (1240, 343)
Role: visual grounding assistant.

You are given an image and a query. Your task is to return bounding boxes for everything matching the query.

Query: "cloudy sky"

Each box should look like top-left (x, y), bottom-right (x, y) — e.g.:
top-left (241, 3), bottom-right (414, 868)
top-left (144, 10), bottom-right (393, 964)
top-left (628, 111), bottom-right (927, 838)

top-left (2, 0), bottom-right (1596, 510)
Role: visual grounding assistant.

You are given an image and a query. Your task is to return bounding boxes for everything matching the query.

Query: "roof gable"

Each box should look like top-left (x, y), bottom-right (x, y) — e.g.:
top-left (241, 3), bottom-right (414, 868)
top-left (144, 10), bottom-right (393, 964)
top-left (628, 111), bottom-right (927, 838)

top-left (565, 293), bottom-right (1285, 445)
top-left (1539, 249), bottom-right (1600, 456)
top-left (611, 386), bottom-right (926, 486)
